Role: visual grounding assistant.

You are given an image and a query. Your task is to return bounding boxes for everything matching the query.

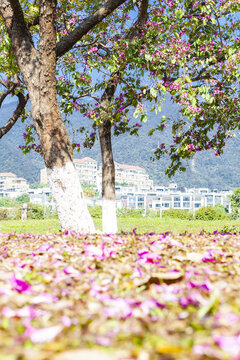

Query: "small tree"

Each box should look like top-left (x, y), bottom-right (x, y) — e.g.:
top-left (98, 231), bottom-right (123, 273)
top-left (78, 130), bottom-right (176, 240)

top-left (16, 193), bottom-right (30, 204)
top-left (229, 188), bottom-right (240, 217)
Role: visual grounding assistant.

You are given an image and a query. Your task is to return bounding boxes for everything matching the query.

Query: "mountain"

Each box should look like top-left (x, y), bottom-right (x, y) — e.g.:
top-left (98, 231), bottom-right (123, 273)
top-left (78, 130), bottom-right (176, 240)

top-left (0, 100), bottom-right (239, 189)
top-left (0, 102), bottom-right (44, 183)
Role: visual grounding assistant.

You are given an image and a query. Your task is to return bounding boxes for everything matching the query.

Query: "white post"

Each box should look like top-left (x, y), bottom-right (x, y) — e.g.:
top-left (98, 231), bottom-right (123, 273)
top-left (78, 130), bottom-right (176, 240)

top-left (160, 197), bottom-right (162, 219)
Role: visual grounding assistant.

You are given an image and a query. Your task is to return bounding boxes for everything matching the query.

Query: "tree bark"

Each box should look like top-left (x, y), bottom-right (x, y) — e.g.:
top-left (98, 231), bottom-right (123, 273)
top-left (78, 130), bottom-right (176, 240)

top-left (98, 119), bottom-right (117, 233)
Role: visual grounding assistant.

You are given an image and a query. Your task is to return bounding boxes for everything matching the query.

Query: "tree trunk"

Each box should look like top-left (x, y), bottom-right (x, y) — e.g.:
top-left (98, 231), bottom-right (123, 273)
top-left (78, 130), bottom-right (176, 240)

top-left (98, 119), bottom-right (118, 233)
top-left (37, 0), bottom-right (95, 233)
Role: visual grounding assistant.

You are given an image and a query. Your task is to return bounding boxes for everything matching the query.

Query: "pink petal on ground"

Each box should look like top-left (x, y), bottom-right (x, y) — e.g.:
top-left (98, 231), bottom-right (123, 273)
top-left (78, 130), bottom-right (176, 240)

top-left (10, 274), bottom-right (32, 293)
top-left (61, 315), bottom-right (72, 328)
top-left (31, 293), bottom-right (58, 304)
top-left (96, 336), bottom-right (112, 346)
top-left (213, 334), bottom-right (240, 357)
top-left (37, 244), bottom-right (53, 252)
top-left (2, 306), bottom-right (36, 318)
top-left (140, 299), bottom-right (165, 315)
top-left (104, 298), bottom-right (132, 319)
top-left (27, 325), bottom-right (63, 343)
top-left (2, 307), bottom-right (15, 318)
top-left (193, 344), bottom-right (214, 356)
top-left (202, 250), bottom-right (217, 262)
top-left (132, 267), bottom-right (143, 278)
top-left (84, 243), bottom-right (102, 258)
top-left (64, 265), bottom-right (80, 275)
top-left (0, 287), bottom-right (12, 296)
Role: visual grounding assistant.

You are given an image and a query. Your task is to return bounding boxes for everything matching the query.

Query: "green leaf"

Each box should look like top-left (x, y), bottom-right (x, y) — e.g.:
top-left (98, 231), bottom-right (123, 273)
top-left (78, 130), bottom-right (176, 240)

top-left (148, 128), bottom-right (155, 136)
top-left (140, 114), bottom-right (148, 123)
top-left (150, 88), bottom-right (158, 98)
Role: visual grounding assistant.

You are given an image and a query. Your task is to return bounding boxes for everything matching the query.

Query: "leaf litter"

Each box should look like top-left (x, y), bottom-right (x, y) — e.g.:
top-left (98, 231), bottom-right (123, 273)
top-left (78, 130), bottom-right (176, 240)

top-left (0, 230), bottom-right (240, 359)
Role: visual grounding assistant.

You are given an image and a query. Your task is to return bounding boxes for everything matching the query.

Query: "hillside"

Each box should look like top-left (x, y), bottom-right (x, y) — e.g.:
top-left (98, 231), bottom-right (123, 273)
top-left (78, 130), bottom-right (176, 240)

top-left (0, 100), bottom-right (239, 189)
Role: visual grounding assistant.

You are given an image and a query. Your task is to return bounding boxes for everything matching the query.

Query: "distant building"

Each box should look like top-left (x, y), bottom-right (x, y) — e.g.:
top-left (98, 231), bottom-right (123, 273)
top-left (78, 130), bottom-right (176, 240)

top-left (74, 157), bottom-right (98, 185)
top-left (114, 162), bottom-right (153, 188)
top-left (0, 172), bottom-right (29, 191)
top-left (115, 184), bottom-right (232, 212)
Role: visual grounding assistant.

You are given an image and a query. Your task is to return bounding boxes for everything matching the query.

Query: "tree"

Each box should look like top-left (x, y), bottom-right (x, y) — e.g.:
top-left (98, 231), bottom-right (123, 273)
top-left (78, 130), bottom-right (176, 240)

top-left (16, 193), bottom-right (30, 204)
top-left (55, 0), bottom-right (239, 232)
top-left (0, 0), bottom-right (128, 233)
top-left (57, 0), bottom-right (151, 233)
top-left (229, 188), bottom-right (240, 216)
top-left (147, 1), bottom-right (240, 177)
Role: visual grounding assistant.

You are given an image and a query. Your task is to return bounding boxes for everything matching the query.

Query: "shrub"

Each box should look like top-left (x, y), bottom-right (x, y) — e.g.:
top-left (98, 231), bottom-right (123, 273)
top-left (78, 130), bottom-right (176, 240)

top-left (0, 198), bottom-right (14, 207)
top-left (195, 206), bottom-right (227, 220)
top-left (8, 207), bottom-right (21, 220)
top-left (0, 208), bottom-right (8, 220)
top-left (214, 203), bottom-right (228, 214)
top-left (27, 203), bottom-right (44, 219)
top-left (162, 209), bottom-right (193, 220)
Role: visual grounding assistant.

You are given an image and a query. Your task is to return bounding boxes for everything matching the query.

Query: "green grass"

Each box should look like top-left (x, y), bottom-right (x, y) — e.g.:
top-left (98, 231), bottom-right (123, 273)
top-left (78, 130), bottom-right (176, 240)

top-left (117, 217), bottom-right (240, 234)
top-left (0, 219), bottom-right (61, 234)
top-left (0, 217), bottom-right (240, 234)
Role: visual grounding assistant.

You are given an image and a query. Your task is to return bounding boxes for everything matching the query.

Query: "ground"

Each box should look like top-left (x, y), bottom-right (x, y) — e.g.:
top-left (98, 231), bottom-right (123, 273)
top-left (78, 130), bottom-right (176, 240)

top-left (0, 230), bottom-right (240, 360)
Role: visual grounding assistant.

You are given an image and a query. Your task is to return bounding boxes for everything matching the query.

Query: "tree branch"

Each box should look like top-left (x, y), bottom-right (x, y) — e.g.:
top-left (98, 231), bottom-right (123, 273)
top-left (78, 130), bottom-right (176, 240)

top-left (0, 84), bottom-right (18, 108)
top-left (99, 0), bottom-right (149, 114)
top-left (56, 0), bottom-right (128, 58)
top-left (0, 93), bottom-right (29, 139)
top-left (136, 0), bottom-right (149, 27)
top-left (5, 0), bottom-right (30, 37)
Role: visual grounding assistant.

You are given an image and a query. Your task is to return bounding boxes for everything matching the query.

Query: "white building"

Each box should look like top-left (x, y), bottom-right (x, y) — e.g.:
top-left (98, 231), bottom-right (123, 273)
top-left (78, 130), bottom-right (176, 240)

top-left (114, 162), bottom-right (153, 188)
top-left (74, 157), bottom-right (98, 185)
top-left (0, 172), bottom-right (29, 191)
top-left (115, 184), bottom-right (232, 212)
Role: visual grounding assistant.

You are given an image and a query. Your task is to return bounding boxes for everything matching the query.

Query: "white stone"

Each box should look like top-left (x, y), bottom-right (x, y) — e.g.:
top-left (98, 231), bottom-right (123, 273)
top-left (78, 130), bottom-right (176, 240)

top-left (47, 161), bottom-right (95, 233)
top-left (102, 199), bottom-right (118, 234)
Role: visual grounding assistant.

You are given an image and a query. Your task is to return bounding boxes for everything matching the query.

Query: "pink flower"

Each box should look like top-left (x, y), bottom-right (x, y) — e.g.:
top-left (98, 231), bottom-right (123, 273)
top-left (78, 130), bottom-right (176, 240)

top-left (61, 315), bottom-right (72, 328)
top-left (31, 293), bottom-right (58, 304)
top-left (37, 244), bottom-right (53, 252)
top-left (63, 265), bottom-right (80, 276)
top-left (140, 299), bottom-right (165, 315)
top-left (2, 306), bottom-right (35, 319)
top-left (132, 267), bottom-right (143, 278)
top-left (104, 298), bottom-right (132, 319)
top-left (188, 144), bottom-right (196, 151)
top-left (89, 47), bottom-right (98, 52)
top-left (25, 325), bottom-right (63, 344)
top-left (202, 250), bottom-right (217, 262)
top-left (213, 334), bottom-right (240, 357)
top-left (84, 241), bottom-right (115, 260)
top-left (10, 274), bottom-right (32, 294)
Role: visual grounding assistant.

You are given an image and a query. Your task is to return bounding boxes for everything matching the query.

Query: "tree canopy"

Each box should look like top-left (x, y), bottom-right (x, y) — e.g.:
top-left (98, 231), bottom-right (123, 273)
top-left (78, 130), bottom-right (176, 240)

top-left (0, 0), bottom-right (239, 175)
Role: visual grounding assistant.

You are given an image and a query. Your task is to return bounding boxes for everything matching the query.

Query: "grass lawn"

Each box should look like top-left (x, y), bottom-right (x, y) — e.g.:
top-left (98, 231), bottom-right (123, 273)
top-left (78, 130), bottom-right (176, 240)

top-left (0, 217), bottom-right (239, 234)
